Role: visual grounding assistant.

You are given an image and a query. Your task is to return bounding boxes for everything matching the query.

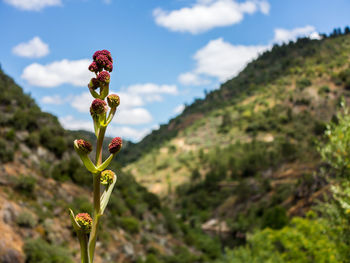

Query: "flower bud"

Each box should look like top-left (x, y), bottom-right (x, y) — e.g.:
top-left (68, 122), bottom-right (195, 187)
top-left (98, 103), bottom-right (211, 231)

top-left (88, 78), bottom-right (100, 90)
top-left (88, 61), bottom-right (99, 73)
top-left (75, 213), bottom-right (92, 233)
top-left (107, 94), bottom-right (120, 108)
top-left (109, 137), bottom-right (122, 154)
top-left (90, 99), bottom-right (107, 116)
top-left (105, 61), bottom-right (113, 72)
top-left (100, 50), bottom-right (113, 62)
top-left (97, 71), bottom-right (110, 84)
top-left (95, 55), bottom-right (109, 68)
top-left (100, 170), bottom-right (115, 185)
top-left (93, 50), bottom-right (101, 60)
top-left (74, 139), bottom-right (92, 154)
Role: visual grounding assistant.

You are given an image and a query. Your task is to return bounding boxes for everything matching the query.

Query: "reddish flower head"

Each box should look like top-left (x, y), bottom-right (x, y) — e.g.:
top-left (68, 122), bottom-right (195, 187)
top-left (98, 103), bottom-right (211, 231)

top-left (109, 137), bottom-right (122, 154)
top-left (100, 50), bottom-right (112, 62)
top-left (105, 61), bottom-right (113, 72)
top-left (74, 139), bottom-right (92, 154)
top-left (88, 61), bottom-right (99, 73)
top-left (95, 55), bottom-right (109, 67)
top-left (75, 213), bottom-right (92, 233)
top-left (97, 71), bottom-right (110, 84)
top-left (92, 50), bottom-right (113, 72)
top-left (90, 99), bottom-right (107, 116)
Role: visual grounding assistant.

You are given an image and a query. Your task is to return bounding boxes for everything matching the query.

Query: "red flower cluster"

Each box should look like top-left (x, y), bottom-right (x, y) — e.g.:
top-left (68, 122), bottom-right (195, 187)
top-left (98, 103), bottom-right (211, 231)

top-left (75, 139), bottom-right (92, 153)
top-left (97, 71), bottom-right (110, 84)
top-left (90, 99), bottom-right (107, 116)
top-left (89, 49), bottom-right (113, 73)
top-left (109, 137), bottom-right (122, 154)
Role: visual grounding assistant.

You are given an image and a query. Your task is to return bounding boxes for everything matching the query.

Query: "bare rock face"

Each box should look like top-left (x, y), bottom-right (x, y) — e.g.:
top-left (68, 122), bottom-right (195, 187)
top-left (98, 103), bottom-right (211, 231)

top-left (2, 203), bottom-right (17, 225)
top-left (0, 248), bottom-right (24, 263)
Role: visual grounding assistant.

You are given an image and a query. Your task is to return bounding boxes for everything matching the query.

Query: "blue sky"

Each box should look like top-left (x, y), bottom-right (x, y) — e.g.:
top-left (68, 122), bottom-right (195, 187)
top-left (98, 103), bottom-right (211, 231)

top-left (0, 0), bottom-right (349, 141)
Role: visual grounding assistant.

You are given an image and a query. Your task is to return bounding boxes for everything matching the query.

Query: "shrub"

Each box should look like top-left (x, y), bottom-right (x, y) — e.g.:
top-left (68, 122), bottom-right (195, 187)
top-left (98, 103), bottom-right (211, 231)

top-left (5, 129), bottom-right (15, 141)
top-left (216, 216), bottom-right (344, 263)
top-left (318, 101), bottom-right (350, 177)
top-left (143, 192), bottom-right (161, 210)
top-left (13, 175), bottom-right (36, 196)
top-left (162, 208), bottom-right (179, 234)
top-left (26, 132), bottom-right (40, 148)
top-left (0, 138), bottom-right (14, 163)
top-left (296, 78), bottom-right (311, 90)
top-left (39, 128), bottom-right (67, 158)
top-left (24, 238), bottom-right (74, 263)
top-left (262, 206), bottom-right (288, 229)
top-left (318, 85), bottom-right (330, 94)
top-left (16, 211), bottom-right (37, 228)
top-left (119, 217), bottom-right (140, 234)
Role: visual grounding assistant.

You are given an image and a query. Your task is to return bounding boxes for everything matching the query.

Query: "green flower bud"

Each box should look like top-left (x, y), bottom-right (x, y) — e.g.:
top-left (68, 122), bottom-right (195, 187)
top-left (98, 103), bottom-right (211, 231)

top-left (107, 94), bottom-right (120, 108)
top-left (100, 170), bottom-right (115, 185)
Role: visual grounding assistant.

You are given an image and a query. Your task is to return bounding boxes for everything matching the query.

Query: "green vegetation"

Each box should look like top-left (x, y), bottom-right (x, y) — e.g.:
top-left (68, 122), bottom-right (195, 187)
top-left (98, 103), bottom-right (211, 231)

top-left (0, 68), bottom-right (68, 158)
top-left (13, 174), bottom-right (36, 197)
top-left (16, 211), bottom-right (37, 228)
top-left (123, 28), bottom-right (350, 262)
top-left (24, 238), bottom-right (74, 263)
top-left (216, 214), bottom-right (344, 263)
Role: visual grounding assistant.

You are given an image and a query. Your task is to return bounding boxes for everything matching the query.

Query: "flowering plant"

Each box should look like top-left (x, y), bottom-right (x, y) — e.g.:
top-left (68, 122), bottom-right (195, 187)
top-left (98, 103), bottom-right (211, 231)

top-left (69, 50), bottom-right (121, 263)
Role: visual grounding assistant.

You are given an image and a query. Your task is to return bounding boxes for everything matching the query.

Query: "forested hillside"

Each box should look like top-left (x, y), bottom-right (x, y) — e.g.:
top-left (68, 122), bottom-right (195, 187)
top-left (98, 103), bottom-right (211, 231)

top-left (123, 28), bottom-right (350, 262)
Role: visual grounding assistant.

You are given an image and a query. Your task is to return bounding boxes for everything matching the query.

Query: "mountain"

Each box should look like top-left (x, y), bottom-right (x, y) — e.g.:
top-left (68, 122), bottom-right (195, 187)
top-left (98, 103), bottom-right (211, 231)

top-left (0, 68), bottom-right (217, 263)
top-left (124, 28), bottom-right (350, 246)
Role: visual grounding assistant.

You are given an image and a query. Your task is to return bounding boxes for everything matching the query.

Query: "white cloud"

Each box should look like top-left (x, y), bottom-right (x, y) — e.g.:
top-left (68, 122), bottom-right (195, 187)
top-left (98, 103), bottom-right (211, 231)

top-left (12, 37), bottom-right (49, 58)
top-left (126, 83), bottom-right (178, 95)
top-left (179, 25), bottom-right (321, 85)
top-left (41, 94), bottom-right (70, 105)
top-left (180, 38), bottom-right (267, 84)
top-left (107, 126), bottom-right (150, 142)
top-left (178, 72), bottom-right (211, 86)
top-left (117, 91), bottom-right (144, 108)
top-left (115, 107), bottom-right (153, 125)
top-left (59, 115), bottom-right (93, 132)
top-left (4, 0), bottom-right (62, 11)
top-left (153, 0), bottom-right (270, 34)
top-left (70, 92), bottom-right (92, 113)
top-left (119, 83), bottom-right (178, 105)
top-left (193, 38), bottom-right (267, 81)
top-left (173, 104), bottom-right (185, 115)
top-left (21, 59), bottom-right (93, 87)
top-left (273, 25), bottom-right (320, 44)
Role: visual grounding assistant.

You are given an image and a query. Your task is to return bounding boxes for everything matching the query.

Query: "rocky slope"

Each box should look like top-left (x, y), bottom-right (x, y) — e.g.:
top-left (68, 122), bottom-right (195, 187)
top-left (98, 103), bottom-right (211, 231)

top-left (0, 69), bottom-right (202, 262)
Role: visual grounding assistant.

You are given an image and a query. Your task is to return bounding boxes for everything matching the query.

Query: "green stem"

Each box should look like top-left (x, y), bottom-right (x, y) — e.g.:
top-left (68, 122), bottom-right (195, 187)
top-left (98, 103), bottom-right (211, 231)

top-left (79, 233), bottom-right (89, 263)
top-left (88, 126), bottom-right (106, 263)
